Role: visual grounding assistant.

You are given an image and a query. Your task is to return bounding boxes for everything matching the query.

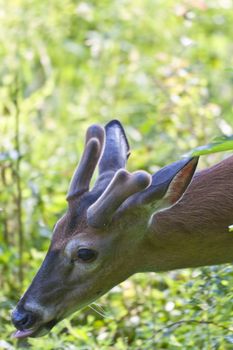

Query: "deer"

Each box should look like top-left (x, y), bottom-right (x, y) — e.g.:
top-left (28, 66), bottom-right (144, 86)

top-left (12, 120), bottom-right (233, 339)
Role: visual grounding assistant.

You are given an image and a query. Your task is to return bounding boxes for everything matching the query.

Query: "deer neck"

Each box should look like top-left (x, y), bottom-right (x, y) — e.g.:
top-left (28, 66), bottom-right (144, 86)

top-left (139, 159), bottom-right (233, 272)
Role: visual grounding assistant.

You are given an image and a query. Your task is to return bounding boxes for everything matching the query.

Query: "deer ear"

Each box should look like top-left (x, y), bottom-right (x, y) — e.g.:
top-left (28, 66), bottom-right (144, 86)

top-left (144, 157), bottom-right (199, 230)
top-left (156, 157), bottom-right (199, 209)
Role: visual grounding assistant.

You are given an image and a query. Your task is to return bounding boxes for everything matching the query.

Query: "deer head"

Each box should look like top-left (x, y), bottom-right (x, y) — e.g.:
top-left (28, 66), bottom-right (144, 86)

top-left (12, 120), bottom-right (198, 338)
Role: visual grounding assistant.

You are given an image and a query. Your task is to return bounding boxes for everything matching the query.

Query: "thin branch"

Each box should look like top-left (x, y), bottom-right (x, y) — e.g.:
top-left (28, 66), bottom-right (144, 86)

top-left (13, 78), bottom-right (24, 287)
top-left (0, 166), bottom-right (9, 244)
top-left (155, 319), bottom-right (232, 334)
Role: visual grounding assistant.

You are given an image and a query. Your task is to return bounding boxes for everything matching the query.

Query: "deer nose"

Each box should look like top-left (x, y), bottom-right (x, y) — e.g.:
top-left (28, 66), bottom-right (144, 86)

top-left (12, 307), bottom-right (38, 330)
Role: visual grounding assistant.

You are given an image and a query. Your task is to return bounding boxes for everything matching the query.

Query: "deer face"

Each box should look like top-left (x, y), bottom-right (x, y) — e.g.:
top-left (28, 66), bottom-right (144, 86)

top-left (12, 120), bottom-right (198, 338)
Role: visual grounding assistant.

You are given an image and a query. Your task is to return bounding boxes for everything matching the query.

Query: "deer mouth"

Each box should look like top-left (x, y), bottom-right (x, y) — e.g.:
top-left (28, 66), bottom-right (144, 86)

top-left (13, 319), bottom-right (58, 339)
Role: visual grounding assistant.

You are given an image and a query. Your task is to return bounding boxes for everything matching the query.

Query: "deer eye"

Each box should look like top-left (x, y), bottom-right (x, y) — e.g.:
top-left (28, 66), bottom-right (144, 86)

top-left (77, 248), bottom-right (98, 262)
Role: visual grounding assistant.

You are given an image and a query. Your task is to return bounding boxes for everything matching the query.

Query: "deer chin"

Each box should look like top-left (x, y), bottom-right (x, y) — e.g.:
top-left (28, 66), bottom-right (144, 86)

top-left (13, 319), bottom-right (58, 339)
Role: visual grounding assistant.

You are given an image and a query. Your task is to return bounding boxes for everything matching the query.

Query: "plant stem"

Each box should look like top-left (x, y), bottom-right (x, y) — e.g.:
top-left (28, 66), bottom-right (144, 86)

top-left (13, 82), bottom-right (24, 287)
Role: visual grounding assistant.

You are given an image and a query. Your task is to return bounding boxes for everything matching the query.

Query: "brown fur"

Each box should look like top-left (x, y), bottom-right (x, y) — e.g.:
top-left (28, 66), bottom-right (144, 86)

top-left (148, 155), bottom-right (233, 270)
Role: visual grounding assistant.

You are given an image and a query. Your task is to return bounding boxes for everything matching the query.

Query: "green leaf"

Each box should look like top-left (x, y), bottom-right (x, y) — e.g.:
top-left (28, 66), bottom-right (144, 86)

top-left (186, 135), bottom-right (233, 157)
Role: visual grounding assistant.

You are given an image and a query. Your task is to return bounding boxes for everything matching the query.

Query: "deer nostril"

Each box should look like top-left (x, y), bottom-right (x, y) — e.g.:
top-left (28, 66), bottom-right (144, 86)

top-left (12, 308), bottom-right (38, 330)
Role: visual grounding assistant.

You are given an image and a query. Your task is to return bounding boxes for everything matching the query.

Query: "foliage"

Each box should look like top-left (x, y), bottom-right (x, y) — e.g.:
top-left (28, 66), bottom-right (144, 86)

top-left (188, 135), bottom-right (233, 156)
top-left (0, 0), bottom-right (233, 349)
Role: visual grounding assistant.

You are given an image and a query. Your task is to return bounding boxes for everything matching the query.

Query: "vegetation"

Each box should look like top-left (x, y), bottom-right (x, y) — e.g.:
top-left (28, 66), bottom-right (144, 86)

top-left (0, 0), bottom-right (233, 349)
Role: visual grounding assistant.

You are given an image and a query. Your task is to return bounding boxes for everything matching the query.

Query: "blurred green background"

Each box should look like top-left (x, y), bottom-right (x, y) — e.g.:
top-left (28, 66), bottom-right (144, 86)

top-left (0, 0), bottom-right (233, 349)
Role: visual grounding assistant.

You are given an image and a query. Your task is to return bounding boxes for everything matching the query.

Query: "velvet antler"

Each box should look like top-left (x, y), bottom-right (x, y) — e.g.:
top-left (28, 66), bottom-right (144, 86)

top-left (92, 120), bottom-right (130, 192)
top-left (67, 124), bottom-right (105, 200)
top-left (87, 169), bottom-right (151, 228)
top-left (67, 120), bottom-right (198, 231)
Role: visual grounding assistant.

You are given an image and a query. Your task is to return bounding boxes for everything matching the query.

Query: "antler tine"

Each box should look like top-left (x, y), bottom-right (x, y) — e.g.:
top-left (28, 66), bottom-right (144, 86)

top-left (87, 169), bottom-right (151, 228)
top-left (67, 124), bottom-right (105, 200)
top-left (99, 120), bottom-right (130, 174)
